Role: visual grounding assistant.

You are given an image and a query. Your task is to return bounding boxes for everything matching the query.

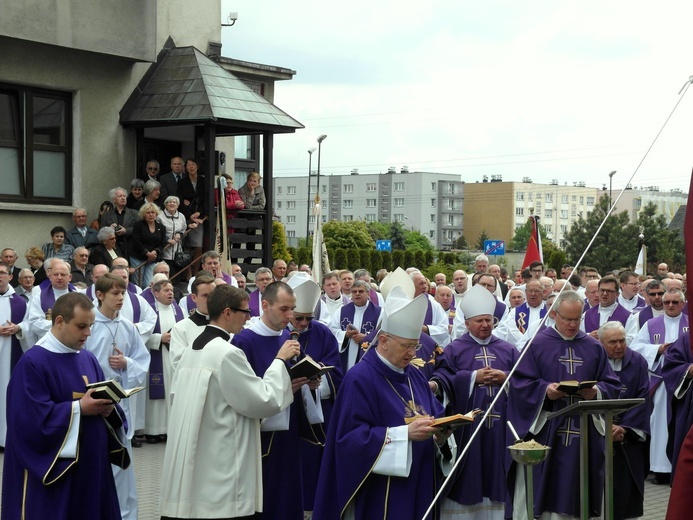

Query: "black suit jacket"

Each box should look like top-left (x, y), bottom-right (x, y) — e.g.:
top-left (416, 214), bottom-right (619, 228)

top-left (89, 244), bottom-right (125, 269)
top-left (100, 207), bottom-right (139, 256)
top-left (65, 226), bottom-right (100, 249)
top-left (159, 172), bottom-right (186, 204)
top-left (9, 266), bottom-right (21, 288)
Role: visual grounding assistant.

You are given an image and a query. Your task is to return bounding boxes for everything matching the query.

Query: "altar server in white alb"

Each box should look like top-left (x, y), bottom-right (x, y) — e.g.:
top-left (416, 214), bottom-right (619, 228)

top-left (160, 284), bottom-right (297, 519)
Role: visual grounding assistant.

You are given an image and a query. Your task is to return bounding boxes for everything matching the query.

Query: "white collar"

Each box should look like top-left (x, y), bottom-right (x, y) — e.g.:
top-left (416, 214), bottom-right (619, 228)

top-left (39, 331), bottom-right (80, 354)
top-left (251, 318), bottom-right (283, 336)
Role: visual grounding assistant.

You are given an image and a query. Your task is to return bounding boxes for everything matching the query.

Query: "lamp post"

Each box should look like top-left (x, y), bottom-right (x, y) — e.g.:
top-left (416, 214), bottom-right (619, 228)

top-left (315, 134), bottom-right (327, 199)
top-left (608, 170), bottom-right (617, 209)
top-left (305, 147), bottom-right (316, 242)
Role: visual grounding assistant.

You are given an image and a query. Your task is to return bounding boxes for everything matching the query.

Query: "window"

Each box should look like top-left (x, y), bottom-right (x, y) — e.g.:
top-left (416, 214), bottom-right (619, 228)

top-left (322, 185), bottom-right (327, 193)
top-left (560, 210), bottom-right (568, 219)
top-left (579, 196), bottom-right (584, 204)
top-left (287, 201), bottom-right (296, 209)
top-left (429, 230), bottom-right (435, 238)
top-left (430, 214), bottom-right (436, 223)
top-left (0, 85), bottom-right (72, 204)
top-left (343, 200), bottom-right (353, 209)
top-left (516, 207), bottom-right (524, 216)
top-left (322, 215), bottom-right (327, 223)
top-left (536, 192), bottom-right (542, 200)
top-left (545, 224), bottom-right (553, 233)
top-left (394, 198), bottom-right (404, 207)
top-left (394, 182), bottom-right (404, 191)
top-left (366, 183), bottom-right (376, 192)
top-left (447, 199), bottom-right (455, 210)
top-left (277, 201), bottom-right (282, 209)
top-left (516, 192), bottom-right (525, 201)
top-left (448, 183), bottom-right (456, 194)
top-left (447, 214), bottom-right (454, 225)
top-left (287, 231), bottom-right (296, 238)
top-left (572, 195), bottom-right (577, 201)
top-left (431, 198), bottom-right (436, 207)
top-left (560, 224), bottom-right (568, 234)
top-left (545, 193), bottom-right (553, 202)
top-left (545, 209), bottom-right (552, 218)
top-left (309, 215), bottom-right (315, 224)
top-left (431, 182), bottom-right (436, 191)
top-left (344, 184), bottom-right (353, 193)
top-left (528, 193), bottom-right (533, 201)
top-left (344, 215), bottom-right (353, 221)
top-left (571, 209), bottom-right (576, 216)
top-left (309, 184), bottom-right (316, 194)
top-left (287, 216), bottom-right (296, 224)
top-left (287, 186), bottom-right (296, 195)
top-left (561, 195), bottom-right (569, 204)
top-left (394, 214), bottom-right (404, 222)
top-left (365, 214), bottom-right (376, 222)
top-left (277, 186), bottom-right (282, 194)
top-left (586, 197), bottom-right (595, 206)
top-left (366, 199), bottom-right (377, 208)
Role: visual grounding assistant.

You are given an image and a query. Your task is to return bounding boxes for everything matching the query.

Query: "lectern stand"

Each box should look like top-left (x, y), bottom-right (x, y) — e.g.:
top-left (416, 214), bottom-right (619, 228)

top-left (546, 398), bottom-right (645, 520)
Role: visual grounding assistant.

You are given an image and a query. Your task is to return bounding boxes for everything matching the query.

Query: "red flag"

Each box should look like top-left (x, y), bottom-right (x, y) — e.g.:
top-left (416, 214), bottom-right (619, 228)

top-left (522, 216), bottom-right (542, 270)
top-left (685, 168), bottom-right (693, 356)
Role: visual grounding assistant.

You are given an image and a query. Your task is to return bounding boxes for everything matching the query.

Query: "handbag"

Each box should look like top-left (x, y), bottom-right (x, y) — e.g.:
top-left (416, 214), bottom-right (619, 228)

top-left (173, 244), bottom-right (191, 269)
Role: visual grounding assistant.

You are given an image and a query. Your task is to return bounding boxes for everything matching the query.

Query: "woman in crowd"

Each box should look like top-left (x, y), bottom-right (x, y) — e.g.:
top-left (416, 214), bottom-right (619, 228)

top-left (41, 226), bottom-right (75, 262)
top-left (130, 202), bottom-right (167, 287)
top-left (127, 179), bottom-right (146, 210)
top-left (143, 179), bottom-right (162, 207)
top-left (91, 201), bottom-right (113, 231)
top-left (221, 173), bottom-right (244, 238)
top-left (238, 171), bottom-right (266, 210)
top-left (25, 247), bottom-right (46, 285)
top-left (157, 196), bottom-right (196, 276)
top-left (177, 158), bottom-right (205, 279)
top-left (89, 227), bottom-right (123, 269)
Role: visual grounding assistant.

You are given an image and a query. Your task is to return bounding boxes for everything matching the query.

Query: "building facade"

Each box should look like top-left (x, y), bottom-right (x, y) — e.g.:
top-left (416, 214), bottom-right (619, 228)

top-left (610, 185), bottom-right (687, 224)
top-left (274, 168), bottom-right (464, 249)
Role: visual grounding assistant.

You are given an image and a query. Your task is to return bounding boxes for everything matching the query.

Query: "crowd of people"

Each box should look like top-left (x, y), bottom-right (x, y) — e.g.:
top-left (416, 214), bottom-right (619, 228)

top-left (0, 188), bottom-right (691, 519)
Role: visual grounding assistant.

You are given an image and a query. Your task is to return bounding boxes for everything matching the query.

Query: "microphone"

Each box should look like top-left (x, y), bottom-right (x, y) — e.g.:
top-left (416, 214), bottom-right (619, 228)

top-left (290, 330), bottom-right (300, 363)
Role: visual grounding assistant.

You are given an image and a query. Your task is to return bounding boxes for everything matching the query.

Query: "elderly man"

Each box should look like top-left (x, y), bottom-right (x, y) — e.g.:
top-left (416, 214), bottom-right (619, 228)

top-left (489, 264), bottom-right (508, 300)
top-left (100, 187), bottom-right (139, 257)
top-left (452, 273), bottom-right (508, 340)
top-left (631, 288), bottom-right (688, 484)
top-left (70, 247), bottom-right (94, 287)
top-left (65, 208), bottom-right (100, 249)
top-left (657, 262), bottom-right (669, 279)
top-left (432, 284), bottom-right (518, 518)
top-left (272, 259), bottom-right (287, 282)
top-left (329, 280), bottom-right (382, 373)
top-left (507, 287), bottom-right (525, 309)
top-left (497, 279), bottom-right (546, 348)
top-left (234, 272), bottom-right (249, 293)
top-left (186, 251), bottom-right (237, 292)
top-left (434, 284), bottom-right (455, 335)
top-left (160, 285), bottom-right (296, 519)
top-left (158, 157), bottom-right (186, 203)
top-left (27, 260), bottom-right (76, 345)
top-left (581, 276), bottom-right (632, 340)
top-left (618, 271), bottom-right (646, 312)
top-left (474, 254), bottom-right (489, 274)
top-left (583, 279), bottom-right (600, 311)
top-left (508, 290), bottom-right (620, 519)
top-left (412, 271), bottom-right (450, 347)
top-left (435, 272), bottom-right (447, 286)
top-left (314, 287), bottom-right (453, 520)
top-left (598, 321), bottom-right (650, 520)
top-left (1, 248), bottom-right (21, 288)
top-left (14, 268), bottom-right (35, 300)
top-left (248, 267), bottom-right (273, 317)
top-left (354, 268), bottom-right (385, 307)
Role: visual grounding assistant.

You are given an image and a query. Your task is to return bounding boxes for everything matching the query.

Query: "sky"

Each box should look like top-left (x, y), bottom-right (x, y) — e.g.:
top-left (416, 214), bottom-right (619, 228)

top-left (221, 1), bottom-right (693, 194)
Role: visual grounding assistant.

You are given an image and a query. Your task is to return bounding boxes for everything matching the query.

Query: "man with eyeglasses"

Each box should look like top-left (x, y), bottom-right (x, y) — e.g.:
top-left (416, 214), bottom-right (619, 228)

top-left (286, 274), bottom-right (342, 517)
top-left (248, 267), bottom-right (273, 317)
top-left (0, 261), bottom-right (29, 448)
top-left (508, 290), bottom-right (620, 519)
top-left (529, 261), bottom-right (544, 280)
top-left (69, 246), bottom-right (94, 287)
top-left (451, 269), bottom-right (469, 304)
top-left (431, 284), bottom-right (518, 517)
top-left (14, 268), bottom-right (35, 301)
top-left (624, 279), bottom-right (665, 337)
top-left (65, 208), bottom-right (100, 249)
top-left (630, 288), bottom-right (688, 485)
top-left (315, 286), bottom-right (453, 520)
top-left (581, 275), bottom-right (632, 340)
top-left (618, 271), bottom-right (646, 313)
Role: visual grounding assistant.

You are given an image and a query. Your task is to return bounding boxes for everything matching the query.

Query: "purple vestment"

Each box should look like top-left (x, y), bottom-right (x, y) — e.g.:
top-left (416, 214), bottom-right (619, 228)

top-left (232, 328), bottom-right (304, 520)
top-left (638, 306), bottom-right (655, 328)
top-left (583, 303), bottom-right (631, 333)
top-left (338, 301), bottom-right (381, 372)
top-left (514, 303), bottom-right (547, 333)
top-left (432, 333), bottom-right (519, 506)
top-left (663, 334), bottom-right (693, 478)
top-left (2, 346), bottom-right (125, 520)
top-left (248, 289), bottom-right (262, 317)
top-left (313, 347), bottom-right (446, 520)
top-left (7, 293), bottom-right (27, 372)
top-left (507, 327), bottom-right (621, 518)
top-left (146, 299), bottom-right (184, 400)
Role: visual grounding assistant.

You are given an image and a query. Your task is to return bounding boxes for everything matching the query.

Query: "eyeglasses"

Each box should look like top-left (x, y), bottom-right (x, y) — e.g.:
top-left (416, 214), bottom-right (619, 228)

top-left (230, 307), bottom-right (251, 316)
top-left (663, 301), bottom-right (682, 306)
top-left (554, 311), bottom-right (581, 324)
top-left (599, 289), bottom-right (617, 294)
top-left (648, 292), bottom-right (665, 297)
top-left (385, 334), bottom-right (422, 351)
top-left (147, 167), bottom-right (159, 171)
top-left (531, 269), bottom-right (544, 273)
top-left (0, 271), bottom-right (10, 276)
top-left (294, 316), bottom-right (313, 322)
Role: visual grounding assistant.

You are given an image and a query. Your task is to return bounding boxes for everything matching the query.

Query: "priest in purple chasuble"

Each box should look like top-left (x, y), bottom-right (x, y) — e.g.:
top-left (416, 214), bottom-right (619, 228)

top-left (2, 293), bottom-right (127, 520)
top-left (598, 322), bottom-right (650, 520)
top-left (507, 290), bottom-right (620, 519)
top-left (430, 285), bottom-right (519, 518)
top-left (314, 287), bottom-right (455, 520)
top-left (663, 332), bottom-right (693, 479)
top-left (143, 278), bottom-right (184, 439)
top-left (328, 279), bottom-right (381, 373)
top-left (286, 273), bottom-right (344, 514)
top-left (231, 281), bottom-right (311, 520)
top-left (630, 288), bottom-right (688, 478)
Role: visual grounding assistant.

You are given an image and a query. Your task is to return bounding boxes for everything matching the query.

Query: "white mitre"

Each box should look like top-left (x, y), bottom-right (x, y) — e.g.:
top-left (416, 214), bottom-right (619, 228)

top-left (380, 286), bottom-right (427, 341)
top-left (287, 272), bottom-right (321, 314)
top-left (459, 283), bottom-right (497, 319)
top-left (380, 267), bottom-right (415, 301)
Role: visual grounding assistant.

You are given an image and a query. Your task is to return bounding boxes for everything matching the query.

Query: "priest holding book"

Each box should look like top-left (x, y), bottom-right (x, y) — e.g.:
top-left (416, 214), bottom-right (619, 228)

top-left (313, 286), bottom-right (455, 520)
top-left (431, 284), bottom-right (519, 519)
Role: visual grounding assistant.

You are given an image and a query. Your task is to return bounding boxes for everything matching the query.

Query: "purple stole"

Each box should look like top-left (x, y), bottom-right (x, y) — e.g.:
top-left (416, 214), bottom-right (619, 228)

top-left (148, 301), bottom-right (185, 399)
top-left (127, 292), bottom-right (141, 323)
top-left (493, 299), bottom-right (506, 329)
top-left (127, 282), bottom-right (139, 294)
top-left (39, 285), bottom-right (76, 312)
top-left (184, 294), bottom-right (196, 315)
top-left (583, 303), bottom-right (631, 333)
top-left (368, 288), bottom-right (379, 306)
top-left (249, 289), bottom-right (261, 317)
top-left (86, 285), bottom-right (94, 300)
top-left (514, 303), bottom-right (547, 334)
top-left (638, 306), bottom-right (655, 329)
top-left (647, 314), bottom-right (689, 395)
top-left (446, 306), bottom-right (455, 325)
top-left (8, 294), bottom-right (27, 372)
top-left (140, 288), bottom-right (155, 306)
top-left (339, 302), bottom-right (381, 371)
top-left (424, 298), bottom-right (433, 325)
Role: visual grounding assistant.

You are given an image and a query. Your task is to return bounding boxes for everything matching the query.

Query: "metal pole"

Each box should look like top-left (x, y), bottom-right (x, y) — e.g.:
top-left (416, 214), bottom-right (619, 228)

top-left (608, 170), bottom-right (616, 209)
top-left (316, 134), bottom-right (327, 203)
top-left (604, 411), bottom-right (615, 520)
top-left (305, 148), bottom-right (315, 243)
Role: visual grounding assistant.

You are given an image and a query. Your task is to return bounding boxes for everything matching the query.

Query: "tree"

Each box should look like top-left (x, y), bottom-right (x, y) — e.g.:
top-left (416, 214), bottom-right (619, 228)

top-left (272, 221), bottom-right (292, 262)
top-left (404, 229), bottom-right (434, 251)
top-left (390, 221), bottom-right (406, 250)
top-left (510, 219), bottom-right (549, 250)
top-left (475, 229), bottom-right (490, 251)
top-left (636, 202), bottom-right (686, 273)
top-left (452, 234), bottom-right (468, 250)
top-left (322, 220), bottom-right (375, 251)
top-left (366, 221), bottom-right (390, 242)
top-left (563, 195), bottom-right (639, 274)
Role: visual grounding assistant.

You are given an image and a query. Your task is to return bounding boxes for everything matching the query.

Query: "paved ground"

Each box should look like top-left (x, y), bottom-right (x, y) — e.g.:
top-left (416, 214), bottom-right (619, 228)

top-left (0, 441), bottom-right (673, 519)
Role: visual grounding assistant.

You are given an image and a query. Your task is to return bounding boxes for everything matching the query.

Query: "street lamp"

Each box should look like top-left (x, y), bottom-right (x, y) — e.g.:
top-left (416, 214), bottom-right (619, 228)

top-left (315, 134), bottom-right (327, 199)
top-left (305, 147), bottom-right (317, 242)
top-left (608, 170), bottom-right (617, 209)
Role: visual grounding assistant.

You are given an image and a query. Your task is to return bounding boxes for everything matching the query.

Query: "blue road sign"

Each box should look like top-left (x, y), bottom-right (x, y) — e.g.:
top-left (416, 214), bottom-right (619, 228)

top-left (376, 240), bottom-right (392, 251)
top-left (484, 240), bottom-right (505, 256)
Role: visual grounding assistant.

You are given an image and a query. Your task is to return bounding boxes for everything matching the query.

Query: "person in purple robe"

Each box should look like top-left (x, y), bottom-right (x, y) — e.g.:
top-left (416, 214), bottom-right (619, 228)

top-left (581, 275), bottom-right (631, 338)
top-left (431, 284), bottom-right (519, 518)
top-left (598, 321), bottom-right (650, 520)
top-left (1, 292), bottom-right (127, 520)
top-left (247, 267), bottom-right (273, 317)
top-left (507, 290), bottom-right (621, 519)
top-left (231, 281), bottom-right (310, 520)
top-left (314, 287), bottom-right (454, 520)
top-left (663, 332), bottom-right (693, 479)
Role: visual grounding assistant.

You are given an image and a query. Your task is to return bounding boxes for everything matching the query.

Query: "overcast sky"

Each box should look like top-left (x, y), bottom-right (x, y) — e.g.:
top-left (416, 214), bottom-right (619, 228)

top-left (221, 1), bottom-right (693, 194)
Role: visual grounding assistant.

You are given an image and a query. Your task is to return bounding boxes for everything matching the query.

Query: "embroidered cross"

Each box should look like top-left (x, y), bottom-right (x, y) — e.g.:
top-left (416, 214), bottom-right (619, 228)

top-left (484, 409), bottom-right (501, 429)
top-left (559, 347), bottom-right (583, 375)
top-left (557, 417), bottom-right (580, 447)
top-left (151, 374), bottom-right (163, 384)
top-left (477, 382), bottom-right (498, 397)
top-left (474, 347), bottom-right (496, 368)
top-left (340, 317), bottom-right (352, 330)
top-left (362, 321), bottom-right (375, 334)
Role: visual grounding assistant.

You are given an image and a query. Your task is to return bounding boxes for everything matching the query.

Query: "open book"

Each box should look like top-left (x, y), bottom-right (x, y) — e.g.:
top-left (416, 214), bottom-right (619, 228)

top-left (290, 356), bottom-right (334, 381)
top-left (432, 409), bottom-right (483, 429)
top-left (557, 380), bottom-right (598, 395)
top-left (85, 380), bottom-right (145, 403)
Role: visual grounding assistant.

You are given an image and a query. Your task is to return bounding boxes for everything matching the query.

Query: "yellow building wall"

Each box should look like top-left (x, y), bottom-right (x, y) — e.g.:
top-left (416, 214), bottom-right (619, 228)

top-left (464, 182), bottom-right (516, 247)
